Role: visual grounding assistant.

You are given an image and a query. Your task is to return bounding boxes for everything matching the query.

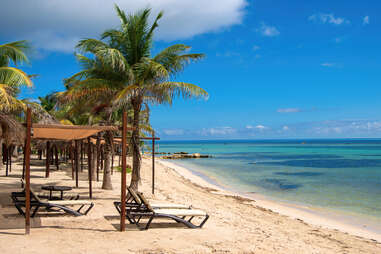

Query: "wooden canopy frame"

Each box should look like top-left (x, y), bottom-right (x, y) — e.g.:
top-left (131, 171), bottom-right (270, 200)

top-left (23, 109), bottom-right (159, 234)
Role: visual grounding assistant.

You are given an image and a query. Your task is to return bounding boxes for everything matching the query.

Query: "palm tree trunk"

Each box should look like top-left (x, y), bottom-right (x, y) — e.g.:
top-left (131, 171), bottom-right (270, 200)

top-left (129, 98), bottom-right (141, 191)
top-left (102, 132), bottom-right (113, 190)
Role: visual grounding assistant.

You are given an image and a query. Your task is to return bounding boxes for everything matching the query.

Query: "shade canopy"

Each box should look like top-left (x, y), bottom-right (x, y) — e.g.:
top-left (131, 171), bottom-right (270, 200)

top-left (32, 124), bottom-right (119, 141)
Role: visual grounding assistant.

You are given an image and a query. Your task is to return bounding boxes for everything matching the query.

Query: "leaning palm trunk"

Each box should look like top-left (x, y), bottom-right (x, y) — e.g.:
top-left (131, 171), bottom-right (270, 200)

top-left (102, 131), bottom-right (113, 190)
top-left (129, 99), bottom-right (141, 191)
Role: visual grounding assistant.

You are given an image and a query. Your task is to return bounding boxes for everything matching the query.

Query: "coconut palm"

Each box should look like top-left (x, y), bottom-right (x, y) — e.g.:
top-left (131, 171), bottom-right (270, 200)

top-left (64, 5), bottom-right (208, 190)
top-left (0, 40), bottom-right (33, 113)
top-left (0, 40), bottom-right (33, 170)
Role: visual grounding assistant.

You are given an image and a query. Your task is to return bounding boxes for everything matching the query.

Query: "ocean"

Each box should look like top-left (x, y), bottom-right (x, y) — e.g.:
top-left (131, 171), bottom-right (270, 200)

top-left (152, 139), bottom-right (381, 226)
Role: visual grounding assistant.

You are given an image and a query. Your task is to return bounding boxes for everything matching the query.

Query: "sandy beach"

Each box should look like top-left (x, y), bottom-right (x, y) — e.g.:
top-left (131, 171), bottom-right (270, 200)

top-left (1, 155), bottom-right (381, 254)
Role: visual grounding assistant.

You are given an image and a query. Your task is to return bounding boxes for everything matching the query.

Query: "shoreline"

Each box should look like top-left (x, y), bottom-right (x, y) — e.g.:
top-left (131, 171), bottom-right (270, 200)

top-left (158, 159), bottom-right (381, 242)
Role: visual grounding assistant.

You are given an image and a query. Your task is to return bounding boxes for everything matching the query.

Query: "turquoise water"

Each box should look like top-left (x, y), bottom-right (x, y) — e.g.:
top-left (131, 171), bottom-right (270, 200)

top-left (154, 139), bottom-right (381, 221)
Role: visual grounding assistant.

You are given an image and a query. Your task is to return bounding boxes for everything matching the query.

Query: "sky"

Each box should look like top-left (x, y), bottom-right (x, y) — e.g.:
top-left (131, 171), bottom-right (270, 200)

top-left (1, 0), bottom-right (381, 140)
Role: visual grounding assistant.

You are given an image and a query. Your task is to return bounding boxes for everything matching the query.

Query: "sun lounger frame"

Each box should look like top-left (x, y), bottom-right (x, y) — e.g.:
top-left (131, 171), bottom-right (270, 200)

top-left (11, 190), bottom-right (94, 217)
top-left (114, 189), bottom-right (209, 230)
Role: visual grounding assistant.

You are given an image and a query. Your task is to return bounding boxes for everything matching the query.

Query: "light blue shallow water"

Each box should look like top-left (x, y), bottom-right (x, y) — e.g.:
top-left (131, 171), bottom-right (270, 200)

top-left (153, 139), bottom-right (381, 222)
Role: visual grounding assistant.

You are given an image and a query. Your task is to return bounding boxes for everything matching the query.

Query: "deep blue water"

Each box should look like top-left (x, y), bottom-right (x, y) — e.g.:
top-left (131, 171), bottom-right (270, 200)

top-left (150, 139), bottom-right (381, 220)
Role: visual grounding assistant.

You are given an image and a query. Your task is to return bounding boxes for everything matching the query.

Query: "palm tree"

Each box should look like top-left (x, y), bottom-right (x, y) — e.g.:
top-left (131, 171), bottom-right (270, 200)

top-left (0, 40), bottom-right (33, 113)
top-left (64, 5), bottom-right (208, 190)
top-left (0, 40), bottom-right (32, 170)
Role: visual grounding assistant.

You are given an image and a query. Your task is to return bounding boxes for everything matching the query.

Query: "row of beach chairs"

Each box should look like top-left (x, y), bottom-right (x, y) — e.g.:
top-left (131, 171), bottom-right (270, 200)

top-left (10, 183), bottom-right (209, 230)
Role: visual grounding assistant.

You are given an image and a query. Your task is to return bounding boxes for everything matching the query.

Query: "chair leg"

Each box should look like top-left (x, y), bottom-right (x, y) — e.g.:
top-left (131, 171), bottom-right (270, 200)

top-left (83, 203), bottom-right (94, 215)
top-left (144, 216), bottom-right (154, 230)
top-left (199, 214), bottom-right (209, 228)
top-left (31, 204), bottom-right (40, 217)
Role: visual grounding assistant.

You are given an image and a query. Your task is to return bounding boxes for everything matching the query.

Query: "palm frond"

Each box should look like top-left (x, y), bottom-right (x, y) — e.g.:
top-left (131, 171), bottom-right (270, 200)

top-left (0, 40), bottom-right (30, 67)
top-left (0, 67), bottom-right (33, 87)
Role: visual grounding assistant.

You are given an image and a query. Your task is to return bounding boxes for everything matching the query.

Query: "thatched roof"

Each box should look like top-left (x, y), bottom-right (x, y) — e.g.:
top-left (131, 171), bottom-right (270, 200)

top-left (0, 113), bottom-right (25, 146)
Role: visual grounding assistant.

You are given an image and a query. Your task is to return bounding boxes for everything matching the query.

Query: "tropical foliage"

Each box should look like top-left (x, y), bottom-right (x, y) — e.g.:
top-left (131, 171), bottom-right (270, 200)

top-left (0, 40), bottom-right (33, 112)
top-left (62, 5), bottom-right (208, 190)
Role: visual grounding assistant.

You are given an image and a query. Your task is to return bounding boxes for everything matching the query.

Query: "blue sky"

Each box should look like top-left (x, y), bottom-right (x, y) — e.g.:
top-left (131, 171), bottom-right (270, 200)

top-left (1, 0), bottom-right (381, 139)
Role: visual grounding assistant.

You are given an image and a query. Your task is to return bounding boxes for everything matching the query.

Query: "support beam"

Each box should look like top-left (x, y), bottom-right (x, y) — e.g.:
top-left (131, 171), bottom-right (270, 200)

top-left (111, 150), bottom-right (114, 175)
top-left (75, 140), bottom-right (79, 188)
top-left (152, 131), bottom-right (155, 195)
top-left (81, 141), bottom-right (84, 172)
top-left (87, 137), bottom-right (92, 199)
top-left (22, 142), bottom-right (26, 181)
top-left (54, 145), bottom-right (59, 170)
top-left (25, 108), bottom-right (32, 235)
top-left (5, 146), bottom-right (8, 176)
top-left (71, 145), bottom-right (74, 180)
top-left (120, 111), bottom-right (127, 232)
top-left (96, 135), bottom-right (100, 182)
top-left (45, 141), bottom-right (50, 178)
top-left (8, 146), bottom-right (12, 173)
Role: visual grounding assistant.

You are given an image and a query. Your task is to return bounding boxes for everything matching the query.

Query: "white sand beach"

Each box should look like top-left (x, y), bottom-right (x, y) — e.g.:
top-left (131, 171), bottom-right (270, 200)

top-left (1, 156), bottom-right (381, 254)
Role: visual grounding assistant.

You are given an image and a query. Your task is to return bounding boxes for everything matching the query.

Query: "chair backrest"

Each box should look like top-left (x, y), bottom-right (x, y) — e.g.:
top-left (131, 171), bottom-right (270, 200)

top-left (29, 188), bottom-right (43, 203)
top-left (127, 186), bottom-right (142, 205)
top-left (20, 179), bottom-right (42, 203)
top-left (136, 192), bottom-right (154, 212)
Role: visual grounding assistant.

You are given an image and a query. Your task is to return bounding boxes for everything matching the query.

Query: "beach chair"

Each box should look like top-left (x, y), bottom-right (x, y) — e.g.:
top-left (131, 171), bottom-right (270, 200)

top-left (113, 187), bottom-right (191, 214)
top-left (120, 190), bottom-right (209, 230)
top-left (11, 188), bottom-right (94, 217)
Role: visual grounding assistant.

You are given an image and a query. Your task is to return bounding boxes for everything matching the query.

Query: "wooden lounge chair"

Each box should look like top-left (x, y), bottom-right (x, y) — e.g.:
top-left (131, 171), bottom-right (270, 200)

top-left (113, 187), bottom-right (191, 214)
top-left (11, 188), bottom-right (94, 217)
top-left (119, 190), bottom-right (209, 230)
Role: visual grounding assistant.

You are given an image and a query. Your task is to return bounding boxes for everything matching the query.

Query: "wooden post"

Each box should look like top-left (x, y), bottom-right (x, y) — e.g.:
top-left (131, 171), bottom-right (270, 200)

top-left (75, 140), bottom-right (79, 188)
top-left (45, 141), bottom-right (50, 178)
top-left (55, 145), bottom-right (59, 170)
top-left (81, 141), bottom-right (84, 172)
top-left (120, 111), bottom-right (127, 232)
top-left (152, 132), bottom-right (155, 195)
top-left (8, 146), bottom-right (12, 173)
top-left (87, 137), bottom-right (92, 199)
top-left (71, 145), bottom-right (74, 179)
top-left (22, 143), bottom-right (26, 180)
top-left (111, 149), bottom-right (114, 175)
top-left (100, 145), bottom-right (104, 170)
top-left (25, 108), bottom-right (32, 235)
top-left (96, 135), bottom-right (100, 182)
top-left (5, 146), bottom-right (8, 176)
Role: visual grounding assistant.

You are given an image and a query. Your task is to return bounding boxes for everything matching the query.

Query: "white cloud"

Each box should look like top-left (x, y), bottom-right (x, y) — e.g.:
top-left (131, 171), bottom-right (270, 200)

top-left (258, 22), bottom-right (280, 37)
top-left (308, 13), bottom-right (349, 25)
top-left (162, 129), bottom-right (185, 136)
top-left (277, 108), bottom-right (302, 113)
top-left (321, 63), bottom-right (336, 67)
top-left (282, 126), bottom-right (289, 131)
top-left (200, 127), bottom-right (237, 136)
top-left (0, 0), bottom-right (247, 53)
top-left (255, 125), bottom-right (266, 130)
top-left (363, 16), bottom-right (370, 25)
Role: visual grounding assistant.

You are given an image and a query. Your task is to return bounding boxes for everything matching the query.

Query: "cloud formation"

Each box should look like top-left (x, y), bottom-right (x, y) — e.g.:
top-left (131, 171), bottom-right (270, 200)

top-left (321, 63), bottom-right (337, 67)
top-left (0, 0), bottom-right (247, 53)
top-left (277, 108), bottom-right (302, 113)
top-left (308, 13), bottom-right (349, 25)
top-left (157, 119), bottom-right (381, 139)
top-left (363, 16), bottom-right (370, 25)
top-left (258, 23), bottom-right (280, 37)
